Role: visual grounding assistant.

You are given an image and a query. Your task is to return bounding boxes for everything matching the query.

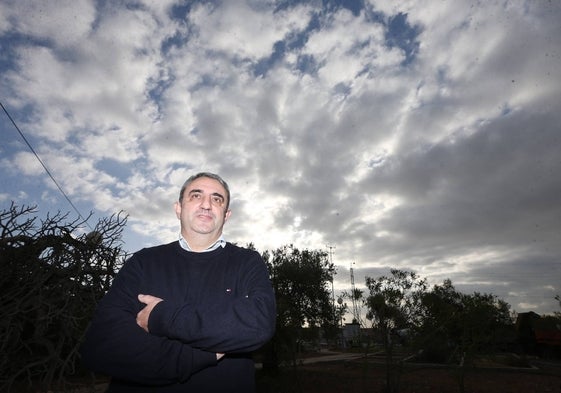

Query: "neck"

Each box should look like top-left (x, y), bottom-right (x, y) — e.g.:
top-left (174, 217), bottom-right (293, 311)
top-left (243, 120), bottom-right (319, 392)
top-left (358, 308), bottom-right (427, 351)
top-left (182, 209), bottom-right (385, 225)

top-left (182, 231), bottom-right (221, 252)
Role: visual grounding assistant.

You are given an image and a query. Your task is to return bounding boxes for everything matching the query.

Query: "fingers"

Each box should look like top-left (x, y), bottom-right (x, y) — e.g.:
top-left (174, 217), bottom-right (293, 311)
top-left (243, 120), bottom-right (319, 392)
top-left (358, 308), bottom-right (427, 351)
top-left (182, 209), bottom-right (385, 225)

top-left (136, 308), bottom-right (149, 331)
top-left (136, 294), bottom-right (164, 332)
top-left (138, 294), bottom-right (163, 304)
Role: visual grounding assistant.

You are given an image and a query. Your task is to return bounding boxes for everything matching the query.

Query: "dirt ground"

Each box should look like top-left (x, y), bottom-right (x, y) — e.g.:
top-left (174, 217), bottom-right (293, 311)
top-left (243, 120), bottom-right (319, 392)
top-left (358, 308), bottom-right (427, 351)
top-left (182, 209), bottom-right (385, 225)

top-left (12, 353), bottom-right (560, 393)
top-left (256, 356), bottom-right (561, 393)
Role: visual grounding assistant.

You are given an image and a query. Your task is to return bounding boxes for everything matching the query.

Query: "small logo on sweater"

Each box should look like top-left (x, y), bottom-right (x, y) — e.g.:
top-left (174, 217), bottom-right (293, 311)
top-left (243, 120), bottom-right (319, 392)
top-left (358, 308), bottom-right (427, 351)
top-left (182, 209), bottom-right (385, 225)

top-left (226, 288), bottom-right (232, 293)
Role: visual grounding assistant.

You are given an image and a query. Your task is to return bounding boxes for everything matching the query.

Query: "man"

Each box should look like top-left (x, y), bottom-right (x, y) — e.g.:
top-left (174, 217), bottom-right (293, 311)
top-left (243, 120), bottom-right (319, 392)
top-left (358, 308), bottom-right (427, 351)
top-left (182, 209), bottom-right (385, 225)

top-left (81, 172), bottom-right (276, 392)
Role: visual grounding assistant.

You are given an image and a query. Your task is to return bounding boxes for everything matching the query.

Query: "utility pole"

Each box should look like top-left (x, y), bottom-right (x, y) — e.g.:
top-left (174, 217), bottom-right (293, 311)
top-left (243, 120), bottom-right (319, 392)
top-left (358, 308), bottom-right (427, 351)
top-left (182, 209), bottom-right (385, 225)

top-left (326, 244), bottom-right (336, 308)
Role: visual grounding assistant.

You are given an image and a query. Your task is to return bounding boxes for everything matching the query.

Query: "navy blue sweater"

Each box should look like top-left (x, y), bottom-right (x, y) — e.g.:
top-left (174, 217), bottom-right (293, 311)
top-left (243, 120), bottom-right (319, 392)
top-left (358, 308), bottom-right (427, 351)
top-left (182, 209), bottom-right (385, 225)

top-left (80, 241), bottom-right (276, 392)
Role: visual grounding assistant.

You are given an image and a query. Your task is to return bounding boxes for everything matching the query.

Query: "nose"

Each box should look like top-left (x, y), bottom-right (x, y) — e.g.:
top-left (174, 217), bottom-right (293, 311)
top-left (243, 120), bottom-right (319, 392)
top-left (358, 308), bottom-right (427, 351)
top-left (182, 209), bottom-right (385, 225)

top-left (200, 194), bottom-right (212, 209)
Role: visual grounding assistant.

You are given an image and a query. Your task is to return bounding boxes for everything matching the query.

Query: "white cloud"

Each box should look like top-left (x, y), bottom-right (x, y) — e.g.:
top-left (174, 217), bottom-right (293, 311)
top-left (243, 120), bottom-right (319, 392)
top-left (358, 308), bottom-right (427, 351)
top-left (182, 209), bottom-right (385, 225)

top-left (188, 1), bottom-right (312, 60)
top-left (303, 8), bottom-right (401, 87)
top-left (1, 0), bottom-right (560, 315)
top-left (0, 0), bottom-right (95, 47)
top-left (12, 151), bottom-right (44, 176)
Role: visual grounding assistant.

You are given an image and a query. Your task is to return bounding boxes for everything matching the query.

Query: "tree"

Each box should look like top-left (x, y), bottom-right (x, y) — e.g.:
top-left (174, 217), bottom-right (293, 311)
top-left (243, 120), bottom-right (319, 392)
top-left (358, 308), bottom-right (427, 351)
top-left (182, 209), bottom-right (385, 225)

top-left (416, 279), bottom-right (463, 363)
top-left (0, 202), bottom-right (128, 392)
top-left (263, 245), bottom-right (336, 369)
top-left (420, 283), bottom-right (514, 361)
top-left (364, 269), bottom-right (427, 393)
top-left (417, 280), bottom-right (514, 393)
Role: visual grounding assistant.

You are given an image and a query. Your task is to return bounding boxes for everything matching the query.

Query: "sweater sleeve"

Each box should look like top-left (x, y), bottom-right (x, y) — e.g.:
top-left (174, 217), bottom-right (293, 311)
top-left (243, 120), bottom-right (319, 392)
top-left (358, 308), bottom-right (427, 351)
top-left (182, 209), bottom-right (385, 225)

top-left (148, 250), bottom-right (276, 354)
top-left (80, 255), bottom-right (217, 385)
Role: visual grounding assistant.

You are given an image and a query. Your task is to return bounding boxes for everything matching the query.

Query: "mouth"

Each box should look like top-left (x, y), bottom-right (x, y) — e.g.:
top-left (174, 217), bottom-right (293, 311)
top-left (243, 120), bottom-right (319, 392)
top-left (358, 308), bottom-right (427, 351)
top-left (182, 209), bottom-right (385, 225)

top-left (196, 211), bottom-right (214, 220)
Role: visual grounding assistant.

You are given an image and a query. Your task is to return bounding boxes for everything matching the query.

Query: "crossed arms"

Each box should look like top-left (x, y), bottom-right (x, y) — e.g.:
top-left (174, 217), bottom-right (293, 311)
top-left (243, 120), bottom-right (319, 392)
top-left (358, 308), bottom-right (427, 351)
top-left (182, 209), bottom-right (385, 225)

top-left (80, 249), bottom-right (276, 385)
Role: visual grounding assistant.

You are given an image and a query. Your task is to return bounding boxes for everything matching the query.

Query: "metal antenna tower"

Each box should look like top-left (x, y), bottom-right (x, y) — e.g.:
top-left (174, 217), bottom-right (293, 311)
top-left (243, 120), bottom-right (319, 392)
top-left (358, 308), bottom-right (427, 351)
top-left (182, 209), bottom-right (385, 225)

top-left (350, 262), bottom-right (360, 324)
top-left (326, 244), bottom-right (336, 320)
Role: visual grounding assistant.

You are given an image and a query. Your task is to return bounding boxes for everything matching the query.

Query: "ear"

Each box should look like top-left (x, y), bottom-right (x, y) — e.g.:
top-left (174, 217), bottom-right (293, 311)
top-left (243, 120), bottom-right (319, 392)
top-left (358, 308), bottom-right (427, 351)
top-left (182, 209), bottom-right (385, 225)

top-left (174, 201), bottom-right (182, 219)
top-left (224, 209), bottom-right (232, 222)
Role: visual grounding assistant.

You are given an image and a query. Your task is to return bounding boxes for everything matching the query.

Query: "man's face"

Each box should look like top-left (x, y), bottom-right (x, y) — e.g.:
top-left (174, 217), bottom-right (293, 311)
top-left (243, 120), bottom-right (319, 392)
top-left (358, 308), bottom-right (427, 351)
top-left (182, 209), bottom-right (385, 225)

top-left (175, 176), bottom-right (231, 239)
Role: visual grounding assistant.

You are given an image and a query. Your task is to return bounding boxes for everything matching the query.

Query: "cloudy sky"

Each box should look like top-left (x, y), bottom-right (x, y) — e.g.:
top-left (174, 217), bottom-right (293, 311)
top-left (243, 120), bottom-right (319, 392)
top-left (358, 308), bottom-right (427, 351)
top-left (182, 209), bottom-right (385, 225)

top-left (1, 0), bottom-right (560, 317)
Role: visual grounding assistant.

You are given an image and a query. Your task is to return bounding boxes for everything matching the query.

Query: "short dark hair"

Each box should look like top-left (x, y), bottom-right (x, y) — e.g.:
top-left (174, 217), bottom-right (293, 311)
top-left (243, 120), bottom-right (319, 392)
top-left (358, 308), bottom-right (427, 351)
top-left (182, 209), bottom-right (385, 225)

top-left (179, 172), bottom-right (231, 210)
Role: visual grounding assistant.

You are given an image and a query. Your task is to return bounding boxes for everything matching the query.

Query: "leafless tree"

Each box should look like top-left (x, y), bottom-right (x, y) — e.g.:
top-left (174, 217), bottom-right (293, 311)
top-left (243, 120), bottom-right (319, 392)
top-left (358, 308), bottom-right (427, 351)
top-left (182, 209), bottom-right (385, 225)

top-left (0, 202), bottom-right (128, 392)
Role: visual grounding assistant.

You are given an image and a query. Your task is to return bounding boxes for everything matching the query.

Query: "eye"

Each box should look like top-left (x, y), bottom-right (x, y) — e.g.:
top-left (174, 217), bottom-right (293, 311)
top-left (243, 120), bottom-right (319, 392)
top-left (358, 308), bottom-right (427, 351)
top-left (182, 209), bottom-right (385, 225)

top-left (211, 195), bottom-right (224, 205)
top-left (189, 193), bottom-right (202, 200)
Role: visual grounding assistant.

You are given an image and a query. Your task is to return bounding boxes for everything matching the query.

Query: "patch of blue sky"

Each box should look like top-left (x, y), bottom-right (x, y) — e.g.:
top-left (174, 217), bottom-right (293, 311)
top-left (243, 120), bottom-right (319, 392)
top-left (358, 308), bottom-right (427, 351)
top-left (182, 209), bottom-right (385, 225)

top-left (188, 67), bottom-right (237, 92)
top-left (333, 82), bottom-right (351, 98)
top-left (95, 157), bottom-right (135, 183)
top-left (384, 13), bottom-right (421, 66)
top-left (161, 28), bottom-right (191, 54)
top-left (296, 54), bottom-right (321, 76)
top-left (1, 99), bottom-right (39, 131)
top-left (273, 0), bottom-right (354, 15)
top-left (170, 1), bottom-right (194, 20)
top-left (161, 4), bottom-right (202, 55)
top-left (252, 43), bottom-right (321, 78)
top-left (273, 0), bottom-right (310, 13)
top-left (252, 11), bottom-right (322, 77)
top-left (0, 118), bottom-right (22, 159)
top-left (167, 162), bottom-right (196, 176)
top-left (323, 0), bottom-right (364, 16)
top-left (500, 104), bottom-right (512, 117)
top-left (1, 28), bottom-right (54, 48)
top-left (253, 40), bottom-right (285, 77)
top-left (0, 36), bottom-right (19, 72)
top-left (147, 72), bottom-right (174, 110)
top-left (0, 33), bottom-right (53, 75)
top-left (367, 149), bottom-right (389, 169)
top-left (274, 0), bottom-right (365, 17)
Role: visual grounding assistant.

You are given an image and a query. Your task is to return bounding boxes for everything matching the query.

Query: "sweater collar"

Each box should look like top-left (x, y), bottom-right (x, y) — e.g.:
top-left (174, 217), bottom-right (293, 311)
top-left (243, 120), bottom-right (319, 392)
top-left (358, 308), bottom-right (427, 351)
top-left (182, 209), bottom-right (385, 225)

top-left (178, 234), bottom-right (226, 253)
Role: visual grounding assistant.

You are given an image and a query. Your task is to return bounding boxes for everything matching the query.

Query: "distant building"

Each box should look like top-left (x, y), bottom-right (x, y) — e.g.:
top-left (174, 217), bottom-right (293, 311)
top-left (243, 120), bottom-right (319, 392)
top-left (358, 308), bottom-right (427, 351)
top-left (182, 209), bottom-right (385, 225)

top-left (342, 322), bottom-right (361, 347)
top-left (516, 311), bottom-right (561, 358)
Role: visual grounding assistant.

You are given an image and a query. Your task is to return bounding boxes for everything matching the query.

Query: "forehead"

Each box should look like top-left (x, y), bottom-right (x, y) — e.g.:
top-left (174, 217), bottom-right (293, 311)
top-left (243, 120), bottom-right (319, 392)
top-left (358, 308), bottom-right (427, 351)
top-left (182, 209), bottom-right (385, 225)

top-left (186, 176), bottom-right (227, 195)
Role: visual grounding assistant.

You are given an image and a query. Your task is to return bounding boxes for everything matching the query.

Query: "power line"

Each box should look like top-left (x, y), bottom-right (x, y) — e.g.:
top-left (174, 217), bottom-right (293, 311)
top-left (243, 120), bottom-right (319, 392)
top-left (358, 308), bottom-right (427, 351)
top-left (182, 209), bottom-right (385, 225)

top-left (1, 101), bottom-right (93, 230)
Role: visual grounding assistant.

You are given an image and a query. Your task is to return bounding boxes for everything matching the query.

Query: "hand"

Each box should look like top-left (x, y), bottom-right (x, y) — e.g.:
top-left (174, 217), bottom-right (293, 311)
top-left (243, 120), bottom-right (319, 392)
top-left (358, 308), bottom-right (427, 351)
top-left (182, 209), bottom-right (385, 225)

top-left (136, 294), bottom-right (163, 332)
